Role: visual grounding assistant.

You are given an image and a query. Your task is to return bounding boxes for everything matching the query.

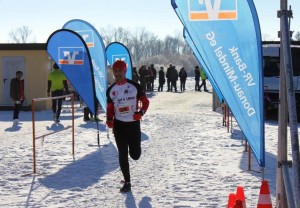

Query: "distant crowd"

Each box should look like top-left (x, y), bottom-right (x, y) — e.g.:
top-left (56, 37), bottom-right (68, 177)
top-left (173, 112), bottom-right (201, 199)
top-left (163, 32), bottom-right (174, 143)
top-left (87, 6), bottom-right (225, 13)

top-left (125, 64), bottom-right (208, 93)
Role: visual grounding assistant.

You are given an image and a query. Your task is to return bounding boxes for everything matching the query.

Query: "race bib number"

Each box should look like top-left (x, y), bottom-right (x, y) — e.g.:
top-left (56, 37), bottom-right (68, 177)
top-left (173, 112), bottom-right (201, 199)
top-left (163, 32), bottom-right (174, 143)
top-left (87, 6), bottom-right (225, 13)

top-left (118, 104), bottom-right (130, 114)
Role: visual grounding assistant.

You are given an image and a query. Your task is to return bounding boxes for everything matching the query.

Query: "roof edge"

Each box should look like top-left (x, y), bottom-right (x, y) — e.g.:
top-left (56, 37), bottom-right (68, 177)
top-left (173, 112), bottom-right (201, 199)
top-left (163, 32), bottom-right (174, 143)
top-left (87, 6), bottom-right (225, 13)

top-left (0, 43), bottom-right (46, 50)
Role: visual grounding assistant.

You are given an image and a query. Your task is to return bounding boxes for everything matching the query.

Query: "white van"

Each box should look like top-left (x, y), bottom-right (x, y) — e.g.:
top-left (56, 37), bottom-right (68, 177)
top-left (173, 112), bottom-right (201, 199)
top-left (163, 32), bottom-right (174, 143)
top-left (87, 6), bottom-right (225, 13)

top-left (263, 41), bottom-right (300, 111)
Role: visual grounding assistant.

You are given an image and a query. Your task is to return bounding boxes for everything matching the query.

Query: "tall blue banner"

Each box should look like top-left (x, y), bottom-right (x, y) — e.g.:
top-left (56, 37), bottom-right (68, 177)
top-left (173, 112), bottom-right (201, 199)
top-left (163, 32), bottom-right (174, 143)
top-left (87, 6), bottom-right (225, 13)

top-left (106, 42), bottom-right (133, 80)
top-left (46, 29), bottom-right (97, 115)
top-left (183, 28), bottom-right (223, 101)
top-left (63, 19), bottom-right (107, 112)
top-left (172, 0), bottom-right (265, 166)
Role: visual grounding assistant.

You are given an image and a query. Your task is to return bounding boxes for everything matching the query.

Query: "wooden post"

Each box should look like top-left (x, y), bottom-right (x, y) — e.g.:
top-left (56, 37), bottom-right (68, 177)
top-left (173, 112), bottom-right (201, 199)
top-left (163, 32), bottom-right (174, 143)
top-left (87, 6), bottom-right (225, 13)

top-left (31, 99), bottom-right (36, 174)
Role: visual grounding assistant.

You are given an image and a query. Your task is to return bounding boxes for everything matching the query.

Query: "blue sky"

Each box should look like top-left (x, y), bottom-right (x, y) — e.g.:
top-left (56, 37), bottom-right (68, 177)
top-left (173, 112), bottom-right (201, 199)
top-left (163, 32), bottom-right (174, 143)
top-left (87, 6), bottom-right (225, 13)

top-left (0, 0), bottom-right (299, 43)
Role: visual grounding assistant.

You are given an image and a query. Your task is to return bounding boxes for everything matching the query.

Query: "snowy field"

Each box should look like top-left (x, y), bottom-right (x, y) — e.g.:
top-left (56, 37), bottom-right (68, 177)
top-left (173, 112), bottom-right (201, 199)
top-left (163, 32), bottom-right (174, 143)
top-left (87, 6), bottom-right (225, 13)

top-left (0, 78), bottom-right (296, 207)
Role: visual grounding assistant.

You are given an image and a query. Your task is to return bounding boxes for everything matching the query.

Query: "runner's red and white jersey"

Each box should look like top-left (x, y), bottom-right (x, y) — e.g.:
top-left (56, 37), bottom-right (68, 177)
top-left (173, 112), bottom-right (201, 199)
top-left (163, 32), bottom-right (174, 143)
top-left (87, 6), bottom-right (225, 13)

top-left (106, 79), bottom-right (145, 122)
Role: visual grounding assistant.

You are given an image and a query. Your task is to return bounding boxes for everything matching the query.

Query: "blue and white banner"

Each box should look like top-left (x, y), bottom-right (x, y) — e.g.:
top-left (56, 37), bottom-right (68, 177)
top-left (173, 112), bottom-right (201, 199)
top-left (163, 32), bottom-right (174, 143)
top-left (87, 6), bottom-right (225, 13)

top-left (172, 0), bottom-right (265, 166)
top-left (106, 42), bottom-right (133, 80)
top-left (46, 29), bottom-right (97, 115)
top-left (63, 19), bottom-right (107, 112)
top-left (183, 28), bottom-right (223, 101)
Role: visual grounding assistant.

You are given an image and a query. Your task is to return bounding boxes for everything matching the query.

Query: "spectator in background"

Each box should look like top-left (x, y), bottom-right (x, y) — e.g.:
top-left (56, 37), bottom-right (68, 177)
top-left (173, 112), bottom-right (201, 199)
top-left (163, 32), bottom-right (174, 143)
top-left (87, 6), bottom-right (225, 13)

top-left (179, 67), bottom-right (187, 92)
top-left (10, 71), bottom-right (25, 125)
top-left (169, 65), bottom-right (178, 92)
top-left (138, 65), bottom-right (147, 92)
top-left (158, 66), bottom-right (165, 92)
top-left (83, 105), bottom-right (93, 122)
top-left (132, 67), bottom-right (140, 83)
top-left (199, 67), bottom-right (208, 92)
top-left (166, 64), bottom-right (172, 92)
top-left (145, 66), bottom-right (152, 91)
top-left (47, 63), bottom-right (69, 123)
top-left (107, 65), bottom-right (115, 86)
top-left (194, 66), bottom-right (200, 91)
top-left (150, 64), bottom-right (157, 91)
top-left (83, 103), bottom-right (100, 122)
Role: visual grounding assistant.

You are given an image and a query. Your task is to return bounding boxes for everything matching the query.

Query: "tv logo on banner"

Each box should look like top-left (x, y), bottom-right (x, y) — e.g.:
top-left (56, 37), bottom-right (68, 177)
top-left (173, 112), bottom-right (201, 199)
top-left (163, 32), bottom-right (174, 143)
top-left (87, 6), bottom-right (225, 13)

top-left (189, 0), bottom-right (237, 21)
top-left (58, 47), bottom-right (84, 65)
top-left (112, 54), bottom-right (129, 66)
top-left (75, 30), bottom-right (95, 47)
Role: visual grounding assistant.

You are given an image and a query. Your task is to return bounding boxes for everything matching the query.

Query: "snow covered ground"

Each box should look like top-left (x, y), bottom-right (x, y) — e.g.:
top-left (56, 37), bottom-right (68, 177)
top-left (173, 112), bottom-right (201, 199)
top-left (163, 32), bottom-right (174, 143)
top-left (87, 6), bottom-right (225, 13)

top-left (0, 78), bottom-right (295, 207)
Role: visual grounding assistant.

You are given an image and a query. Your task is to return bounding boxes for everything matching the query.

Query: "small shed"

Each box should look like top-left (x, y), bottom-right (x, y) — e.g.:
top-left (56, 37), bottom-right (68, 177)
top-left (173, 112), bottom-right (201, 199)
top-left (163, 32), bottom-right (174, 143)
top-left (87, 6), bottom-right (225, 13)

top-left (0, 43), bottom-right (52, 111)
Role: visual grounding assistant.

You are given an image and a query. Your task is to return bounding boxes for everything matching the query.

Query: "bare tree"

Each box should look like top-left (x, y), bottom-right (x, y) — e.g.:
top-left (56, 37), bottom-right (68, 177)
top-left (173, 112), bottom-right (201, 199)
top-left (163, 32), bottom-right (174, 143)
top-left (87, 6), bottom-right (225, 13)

top-left (9, 25), bottom-right (36, 43)
top-left (100, 25), bottom-right (194, 65)
top-left (163, 35), bottom-right (182, 55)
top-left (99, 25), bottom-right (131, 46)
top-left (130, 27), bottom-right (157, 63)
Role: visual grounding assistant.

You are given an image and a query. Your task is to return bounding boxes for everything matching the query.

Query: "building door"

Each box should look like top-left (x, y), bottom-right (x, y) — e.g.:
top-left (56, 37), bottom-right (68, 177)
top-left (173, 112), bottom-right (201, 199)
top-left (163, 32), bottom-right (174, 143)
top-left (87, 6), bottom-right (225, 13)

top-left (1, 56), bottom-right (25, 105)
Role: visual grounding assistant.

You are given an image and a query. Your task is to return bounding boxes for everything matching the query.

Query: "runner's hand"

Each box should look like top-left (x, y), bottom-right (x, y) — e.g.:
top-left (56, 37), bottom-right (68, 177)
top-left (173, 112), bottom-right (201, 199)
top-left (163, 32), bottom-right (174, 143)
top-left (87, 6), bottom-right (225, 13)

top-left (133, 112), bottom-right (142, 121)
top-left (106, 120), bottom-right (114, 128)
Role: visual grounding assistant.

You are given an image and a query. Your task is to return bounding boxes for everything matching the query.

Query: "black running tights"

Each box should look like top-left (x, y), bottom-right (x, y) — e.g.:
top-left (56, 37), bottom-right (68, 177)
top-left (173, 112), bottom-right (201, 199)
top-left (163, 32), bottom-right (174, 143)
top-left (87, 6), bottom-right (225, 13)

top-left (113, 119), bottom-right (141, 183)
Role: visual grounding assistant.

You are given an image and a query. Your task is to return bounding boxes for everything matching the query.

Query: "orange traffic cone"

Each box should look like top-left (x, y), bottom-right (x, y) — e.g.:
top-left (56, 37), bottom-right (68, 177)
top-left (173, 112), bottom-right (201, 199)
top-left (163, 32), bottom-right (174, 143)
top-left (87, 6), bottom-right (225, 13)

top-left (257, 180), bottom-right (272, 208)
top-left (236, 186), bottom-right (246, 208)
top-left (234, 199), bottom-right (244, 208)
top-left (228, 193), bottom-right (236, 208)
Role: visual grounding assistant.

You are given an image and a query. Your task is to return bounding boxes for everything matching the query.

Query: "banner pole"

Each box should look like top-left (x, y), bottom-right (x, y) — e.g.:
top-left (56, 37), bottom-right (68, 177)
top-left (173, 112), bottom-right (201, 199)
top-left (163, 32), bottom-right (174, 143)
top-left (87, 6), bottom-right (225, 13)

top-left (227, 106), bottom-right (229, 133)
top-left (72, 94), bottom-right (75, 155)
top-left (277, 0), bottom-right (288, 204)
top-left (248, 144), bottom-right (251, 171)
top-left (97, 122), bottom-right (100, 146)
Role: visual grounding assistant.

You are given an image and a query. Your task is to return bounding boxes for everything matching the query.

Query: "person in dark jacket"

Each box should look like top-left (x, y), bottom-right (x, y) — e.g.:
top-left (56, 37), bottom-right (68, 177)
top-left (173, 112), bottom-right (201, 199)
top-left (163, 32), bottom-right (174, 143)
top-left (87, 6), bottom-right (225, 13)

top-left (166, 64), bottom-right (172, 92)
top-left (179, 67), bottom-right (187, 92)
top-left (158, 66), bottom-right (165, 92)
top-left (150, 64), bottom-right (157, 91)
top-left (194, 66), bottom-right (201, 91)
top-left (10, 71), bottom-right (25, 124)
top-left (132, 67), bottom-right (140, 83)
top-left (138, 65), bottom-right (147, 92)
top-left (145, 66), bottom-right (153, 91)
top-left (169, 66), bottom-right (178, 92)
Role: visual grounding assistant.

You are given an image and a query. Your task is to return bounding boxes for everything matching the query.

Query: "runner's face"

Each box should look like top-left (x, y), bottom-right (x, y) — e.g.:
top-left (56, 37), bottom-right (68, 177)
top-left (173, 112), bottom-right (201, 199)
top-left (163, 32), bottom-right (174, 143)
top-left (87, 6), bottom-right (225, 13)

top-left (113, 68), bottom-right (126, 82)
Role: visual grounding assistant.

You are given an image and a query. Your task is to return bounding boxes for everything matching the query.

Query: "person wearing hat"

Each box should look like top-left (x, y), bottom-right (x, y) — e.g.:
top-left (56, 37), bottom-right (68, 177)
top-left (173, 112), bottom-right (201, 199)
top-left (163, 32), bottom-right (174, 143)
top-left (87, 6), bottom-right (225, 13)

top-left (106, 60), bottom-right (150, 193)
